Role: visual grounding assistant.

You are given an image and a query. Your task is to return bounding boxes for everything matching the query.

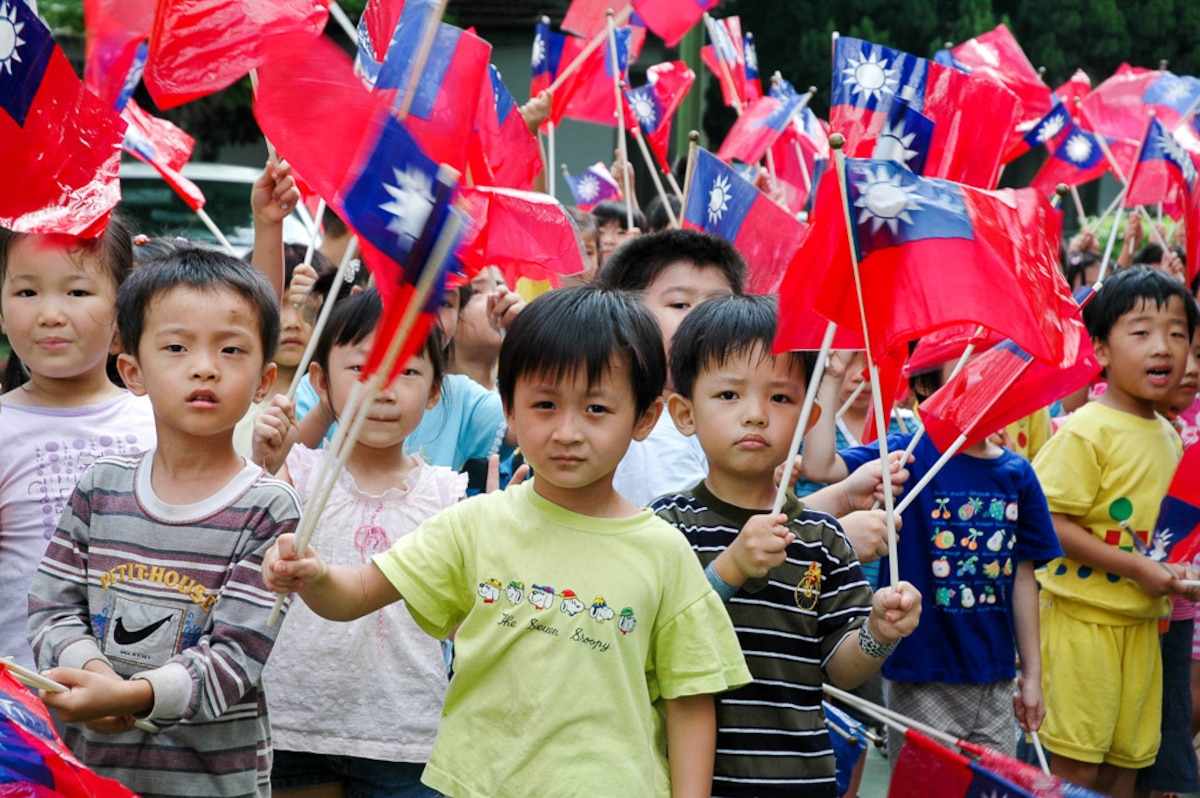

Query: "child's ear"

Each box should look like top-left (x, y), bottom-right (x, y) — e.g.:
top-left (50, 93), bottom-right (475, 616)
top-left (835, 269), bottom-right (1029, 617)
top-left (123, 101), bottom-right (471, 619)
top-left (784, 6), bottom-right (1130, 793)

top-left (310, 362), bottom-right (330, 403)
top-left (1092, 337), bottom-right (1110, 371)
top-left (255, 362), bottom-right (277, 404)
top-left (116, 353), bottom-right (147, 396)
top-left (109, 327), bottom-right (122, 356)
top-left (666, 394), bottom-right (696, 437)
top-left (632, 396), bottom-right (663, 442)
top-left (426, 379), bottom-right (442, 411)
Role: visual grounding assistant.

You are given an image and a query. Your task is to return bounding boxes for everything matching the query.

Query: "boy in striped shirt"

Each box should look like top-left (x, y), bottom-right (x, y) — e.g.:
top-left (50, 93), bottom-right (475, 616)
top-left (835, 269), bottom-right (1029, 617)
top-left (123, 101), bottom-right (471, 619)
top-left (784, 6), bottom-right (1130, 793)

top-left (651, 294), bottom-right (921, 798)
top-left (28, 250), bottom-right (302, 798)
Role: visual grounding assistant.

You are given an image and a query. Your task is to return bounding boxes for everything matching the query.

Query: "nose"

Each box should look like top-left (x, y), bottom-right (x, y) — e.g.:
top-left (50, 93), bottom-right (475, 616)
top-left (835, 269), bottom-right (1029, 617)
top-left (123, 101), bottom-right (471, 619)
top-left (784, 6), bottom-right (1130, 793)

top-left (552, 411), bottom-right (585, 444)
top-left (742, 395), bottom-right (768, 427)
top-left (36, 296), bottom-right (67, 327)
top-left (192, 352), bottom-right (219, 381)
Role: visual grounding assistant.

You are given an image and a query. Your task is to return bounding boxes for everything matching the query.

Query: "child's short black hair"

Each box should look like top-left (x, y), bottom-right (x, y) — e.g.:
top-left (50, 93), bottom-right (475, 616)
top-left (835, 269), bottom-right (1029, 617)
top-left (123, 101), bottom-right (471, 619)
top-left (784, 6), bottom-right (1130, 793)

top-left (1083, 266), bottom-right (1199, 343)
top-left (311, 287), bottom-right (444, 389)
top-left (669, 294), bottom-right (813, 399)
top-left (591, 199), bottom-right (646, 233)
top-left (643, 194), bottom-right (682, 233)
top-left (498, 286), bottom-right (664, 417)
top-left (117, 247), bottom-right (282, 362)
top-left (593, 229), bottom-right (747, 295)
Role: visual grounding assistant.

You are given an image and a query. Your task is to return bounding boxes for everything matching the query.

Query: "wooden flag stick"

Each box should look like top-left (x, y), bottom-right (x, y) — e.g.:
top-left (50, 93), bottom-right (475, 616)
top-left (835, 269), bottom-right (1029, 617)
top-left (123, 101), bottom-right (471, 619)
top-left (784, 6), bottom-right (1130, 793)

top-left (1097, 200), bottom-right (1126, 284)
top-left (703, 13), bottom-right (743, 116)
top-left (303, 198), bottom-right (327, 268)
top-left (823, 683), bottom-right (961, 750)
top-left (195, 208), bottom-right (238, 256)
top-left (395, 0), bottom-right (451, 121)
top-left (607, 13), bottom-right (634, 229)
top-left (681, 130), bottom-right (701, 214)
top-left (771, 321), bottom-right (837, 515)
top-left (546, 6), bottom-right (634, 95)
top-left (287, 236), bottom-right (360, 400)
top-left (835, 380), bottom-right (866, 419)
top-left (328, 1), bottom-right (360, 43)
top-left (547, 121), bottom-right (557, 199)
top-left (632, 124), bottom-right (679, 228)
top-left (830, 134), bottom-right (900, 589)
top-left (1069, 186), bottom-right (1088, 227)
top-left (665, 168), bottom-right (685, 203)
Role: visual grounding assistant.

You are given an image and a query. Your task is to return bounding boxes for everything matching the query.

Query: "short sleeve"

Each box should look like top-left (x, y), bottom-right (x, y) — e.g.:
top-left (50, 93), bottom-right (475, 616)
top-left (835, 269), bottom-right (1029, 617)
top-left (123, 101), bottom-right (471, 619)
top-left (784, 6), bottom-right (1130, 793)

top-left (647, 589), bottom-right (752, 701)
top-left (838, 433), bottom-right (910, 474)
top-left (1013, 461), bottom-right (1064, 564)
top-left (454, 384), bottom-right (507, 466)
top-left (1031, 426), bottom-right (1101, 518)
top-left (371, 508), bottom-right (473, 639)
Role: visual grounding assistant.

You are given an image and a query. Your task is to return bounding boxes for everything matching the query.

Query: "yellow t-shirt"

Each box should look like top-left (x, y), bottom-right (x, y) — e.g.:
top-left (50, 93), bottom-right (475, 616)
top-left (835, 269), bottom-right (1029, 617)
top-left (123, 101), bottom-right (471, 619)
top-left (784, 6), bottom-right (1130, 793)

top-left (372, 482), bottom-right (752, 797)
top-left (1032, 402), bottom-right (1182, 623)
top-left (1005, 407), bottom-right (1053, 460)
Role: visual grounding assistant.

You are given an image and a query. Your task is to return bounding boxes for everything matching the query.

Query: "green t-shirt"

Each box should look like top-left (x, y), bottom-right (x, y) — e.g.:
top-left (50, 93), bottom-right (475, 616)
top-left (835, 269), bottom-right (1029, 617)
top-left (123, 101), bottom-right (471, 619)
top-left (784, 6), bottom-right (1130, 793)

top-left (372, 481), bottom-right (752, 797)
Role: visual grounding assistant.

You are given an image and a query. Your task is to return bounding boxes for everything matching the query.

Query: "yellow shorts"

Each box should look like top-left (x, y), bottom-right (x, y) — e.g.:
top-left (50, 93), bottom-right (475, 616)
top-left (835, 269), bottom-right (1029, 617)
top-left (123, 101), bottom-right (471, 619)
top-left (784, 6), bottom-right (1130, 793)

top-left (1039, 594), bottom-right (1162, 769)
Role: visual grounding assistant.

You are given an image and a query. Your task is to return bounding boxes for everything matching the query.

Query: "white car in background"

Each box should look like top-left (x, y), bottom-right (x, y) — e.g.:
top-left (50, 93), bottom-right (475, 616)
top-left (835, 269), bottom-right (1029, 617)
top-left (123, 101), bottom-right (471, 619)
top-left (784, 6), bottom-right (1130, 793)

top-left (118, 161), bottom-right (318, 256)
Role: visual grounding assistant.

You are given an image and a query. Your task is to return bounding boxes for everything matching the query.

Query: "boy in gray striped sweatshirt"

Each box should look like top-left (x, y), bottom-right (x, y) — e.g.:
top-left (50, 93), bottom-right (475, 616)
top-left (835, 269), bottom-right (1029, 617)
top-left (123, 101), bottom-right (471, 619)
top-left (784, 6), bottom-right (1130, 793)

top-left (28, 250), bottom-right (303, 798)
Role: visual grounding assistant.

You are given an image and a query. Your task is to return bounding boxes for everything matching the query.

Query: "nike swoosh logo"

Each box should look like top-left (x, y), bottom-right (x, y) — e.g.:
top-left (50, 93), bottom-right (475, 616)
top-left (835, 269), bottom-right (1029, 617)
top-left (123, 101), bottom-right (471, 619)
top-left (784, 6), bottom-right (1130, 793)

top-left (113, 616), bottom-right (172, 646)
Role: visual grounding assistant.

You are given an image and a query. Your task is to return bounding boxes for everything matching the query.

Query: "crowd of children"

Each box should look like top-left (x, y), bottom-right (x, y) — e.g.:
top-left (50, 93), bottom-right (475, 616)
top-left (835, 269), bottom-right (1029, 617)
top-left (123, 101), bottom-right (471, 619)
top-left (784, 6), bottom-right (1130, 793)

top-left (3, 100), bottom-right (1200, 798)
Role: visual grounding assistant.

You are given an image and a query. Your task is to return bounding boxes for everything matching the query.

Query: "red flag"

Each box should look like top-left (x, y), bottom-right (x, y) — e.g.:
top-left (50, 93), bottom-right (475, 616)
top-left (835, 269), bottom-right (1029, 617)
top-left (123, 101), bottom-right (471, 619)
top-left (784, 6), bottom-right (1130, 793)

top-left (1188, 184), bottom-right (1200, 284)
top-left (682, 148), bottom-right (809, 295)
top-left (1029, 118), bottom-right (1127, 195)
top-left (82, 0), bottom-right (155, 109)
top-left (559, 26), bottom-right (645, 127)
top-left (1054, 68), bottom-right (1091, 105)
top-left (458, 187), bottom-right (589, 287)
top-left (808, 159), bottom-right (1076, 369)
top-left (632, 0), bottom-right (722, 47)
top-left (716, 95), bottom-right (803, 165)
top-left (1125, 116), bottom-right (1196, 210)
top-left (949, 25), bottom-right (1053, 132)
top-left (906, 324), bottom-right (1007, 377)
top-left (121, 98), bottom-right (206, 210)
top-left (470, 65), bottom-right (542, 191)
top-left (958, 740), bottom-right (1107, 797)
top-left (561, 0), bottom-right (630, 38)
top-left (0, 665), bottom-right (139, 798)
top-left (0, 3), bottom-right (125, 237)
top-left (624, 61), bottom-right (694, 171)
top-left (1155, 444), bottom-right (1200, 564)
top-left (144, 0), bottom-right (329, 109)
top-left (887, 729), bottom-right (974, 798)
top-left (699, 15), bottom-right (745, 108)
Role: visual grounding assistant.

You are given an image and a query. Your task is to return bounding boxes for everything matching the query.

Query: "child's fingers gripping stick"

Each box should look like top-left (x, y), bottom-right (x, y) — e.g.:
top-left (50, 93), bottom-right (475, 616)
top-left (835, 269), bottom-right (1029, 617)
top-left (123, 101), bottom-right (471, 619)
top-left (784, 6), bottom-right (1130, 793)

top-left (262, 533), bottom-right (325, 594)
top-left (730, 513), bottom-right (794, 580)
top-left (871, 581), bottom-right (922, 641)
top-left (288, 263), bottom-right (319, 306)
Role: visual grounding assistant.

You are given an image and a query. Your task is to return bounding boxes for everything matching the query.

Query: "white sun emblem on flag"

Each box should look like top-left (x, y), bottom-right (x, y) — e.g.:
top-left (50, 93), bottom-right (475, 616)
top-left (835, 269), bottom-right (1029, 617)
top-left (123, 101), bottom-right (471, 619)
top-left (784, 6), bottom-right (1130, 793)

top-left (874, 118), bottom-right (920, 168)
top-left (842, 49), bottom-right (900, 104)
top-left (0, 2), bottom-right (26, 75)
top-left (853, 165), bottom-right (926, 235)
top-left (975, 42), bottom-right (1000, 67)
top-left (576, 173), bottom-right (600, 202)
top-left (1034, 113), bottom-right (1066, 144)
top-left (631, 94), bottom-right (657, 128)
top-left (1161, 131), bottom-right (1197, 182)
top-left (745, 45), bottom-right (758, 73)
top-left (531, 34), bottom-right (546, 68)
top-left (1064, 133), bottom-right (1093, 164)
top-left (1163, 79), bottom-right (1192, 103)
top-left (379, 167), bottom-right (435, 243)
top-left (707, 174), bottom-right (732, 224)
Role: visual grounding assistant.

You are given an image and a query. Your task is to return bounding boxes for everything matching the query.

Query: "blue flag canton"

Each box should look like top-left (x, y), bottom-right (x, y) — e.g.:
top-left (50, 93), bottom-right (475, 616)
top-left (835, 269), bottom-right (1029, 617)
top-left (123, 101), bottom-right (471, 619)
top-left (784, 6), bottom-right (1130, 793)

top-left (1143, 71), bottom-right (1200, 117)
top-left (1150, 494), bottom-right (1200, 562)
top-left (377, 0), bottom-right (466, 120)
top-left (625, 83), bottom-right (665, 133)
top-left (964, 761), bottom-right (1035, 797)
top-left (489, 65), bottom-right (516, 126)
top-left (339, 116), bottom-right (441, 268)
top-left (844, 159), bottom-right (974, 257)
top-left (833, 38), bottom-right (930, 114)
top-left (565, 165), bottom-right (619, 207)
top-left (872, 100), bottom-right (934, 175)
top-left (0, 0), bottom-right (55, 127)
top-left (685, 149), bottom-right (758, 242)
top-left (1050, 122), bottom-right (1104, 168)
top-left (771, 75), bottom-right (800, 104)
top-left (1142, 117), bottom-right (1198, 183)
top-left (743, 35), bottom-right (759, 82)
top-left (753, 93), bottom-right (806, 134)
top-left (1022, 101), bottom-right (1072, 149)
top-left (112, 40), bottom-right (148, 112)
top-left (933, 47), bottom-right (971, 73)
top-left (605, 26), bottom-right (632, 79)
top-left (532, 21), bottom-right (566, 81)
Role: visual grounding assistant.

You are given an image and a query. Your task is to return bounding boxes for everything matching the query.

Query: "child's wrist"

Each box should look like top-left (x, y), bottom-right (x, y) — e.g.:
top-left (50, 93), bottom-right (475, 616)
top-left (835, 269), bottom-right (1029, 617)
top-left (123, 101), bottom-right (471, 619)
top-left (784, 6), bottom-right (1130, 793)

top-left (704, 561), bottom-right (739, 602)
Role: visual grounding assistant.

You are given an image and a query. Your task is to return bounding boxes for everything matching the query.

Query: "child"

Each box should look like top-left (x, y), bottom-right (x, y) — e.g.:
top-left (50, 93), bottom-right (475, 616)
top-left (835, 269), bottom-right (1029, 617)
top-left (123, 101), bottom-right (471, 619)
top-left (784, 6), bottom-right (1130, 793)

top-left (263, 286), bottom-right (752, 797)
top-left (0, 217), bottom-right (158, 670)
top-left (1032, 267), bottom-right (1200, 796)
top-left (253, 289), bottom-right (464, 798)
top-left (651, 295), bottom-right (922, 798)
top-left (27, 249), bottom-right (303, 798)
top-left (591, 198), bottom-right (645, 264)
top-left (801, 345), bottom-right (1064, 767)
top-left (565, 206), bottom-right (601, 284)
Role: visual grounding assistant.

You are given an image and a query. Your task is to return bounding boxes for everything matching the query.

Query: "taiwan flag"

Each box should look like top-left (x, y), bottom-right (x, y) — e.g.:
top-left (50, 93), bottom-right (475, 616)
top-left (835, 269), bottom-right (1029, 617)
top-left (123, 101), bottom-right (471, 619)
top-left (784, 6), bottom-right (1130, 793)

top-left (699, 15), bottom-right (745, 108)
top-left (563, 162), bottom-right (622, 210)
top-left (632, 0), bottom-right (723, 47)
top-left (1030, 120), bottom-right (1111, 194)
top-left (1083, 64), bottom-right (1200, 142)
top-left (1151, 444), bottom-right (1200, 565)
top-left (82, 0), bottom-right (154, 110)
top-left (716, 93), bottom-right (807, 166)
top-left (531, 21), bottom-right (643, 128)
top-left (947, 24), bottom-right (1053, 132)
top-left (742, 32), bottom-right (763, 101)
top-left (1005, 99), bottom-right (1072, 164)
top-left (623, 61), bottom-right (695, 171)
top-left (683, 148), bottom-right (809, 295)
top-left (1054, 68), bottom-right (1092, 106)
top-left (870, 99), bottom-right (935, 175)
top-left (831, 36), bottom-right (1018, 189)
top-left (353, 0), bottom-right (405, 87)
top-left (121, 98), bottom-right (206, 210)
top-left (470, 65), bottom-right (542, 191)
top-left (809, 158), bottom-right (1076, 369)
top-left (374, 0), bottom-right (492, 173)
top-left (0, 0), bottom-right (125, 236)
top-left (1125, 115), bottom-right (1197, 209)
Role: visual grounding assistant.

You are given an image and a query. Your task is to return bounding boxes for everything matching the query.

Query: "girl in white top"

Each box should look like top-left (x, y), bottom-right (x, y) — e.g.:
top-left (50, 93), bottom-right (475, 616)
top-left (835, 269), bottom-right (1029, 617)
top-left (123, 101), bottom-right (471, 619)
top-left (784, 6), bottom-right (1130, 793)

top-left (254, 288), bottom-right (465, 798)
top-left (0, 217), bottom-right (157, 669)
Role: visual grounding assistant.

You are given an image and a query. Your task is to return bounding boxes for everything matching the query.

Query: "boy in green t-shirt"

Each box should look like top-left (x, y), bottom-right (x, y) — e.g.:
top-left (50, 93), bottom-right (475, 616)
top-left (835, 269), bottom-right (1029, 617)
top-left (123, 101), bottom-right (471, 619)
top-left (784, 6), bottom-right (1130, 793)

top-left (263, 286), bottom-right (751, 797)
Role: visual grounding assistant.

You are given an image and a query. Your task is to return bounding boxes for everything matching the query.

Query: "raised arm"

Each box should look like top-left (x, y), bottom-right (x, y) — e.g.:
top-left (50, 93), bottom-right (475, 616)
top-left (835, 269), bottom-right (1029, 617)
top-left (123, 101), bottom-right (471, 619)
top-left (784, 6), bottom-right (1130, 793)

top-left (263, 532), bottom-right (402, 621)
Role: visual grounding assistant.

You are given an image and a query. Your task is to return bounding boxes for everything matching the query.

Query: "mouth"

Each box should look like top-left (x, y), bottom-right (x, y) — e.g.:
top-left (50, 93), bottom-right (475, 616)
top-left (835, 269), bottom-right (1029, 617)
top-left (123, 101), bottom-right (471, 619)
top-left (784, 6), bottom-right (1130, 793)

top-left (186, 390), bottom-right (219, 407)
top-left (1147, 367), bottom-right (1174, 388)
top-left (37, 337), bottom-right (71, 349)
top-left (736, 435), bottom-right (769, 449)
top-left (280, 337), bottom-right (305, 347)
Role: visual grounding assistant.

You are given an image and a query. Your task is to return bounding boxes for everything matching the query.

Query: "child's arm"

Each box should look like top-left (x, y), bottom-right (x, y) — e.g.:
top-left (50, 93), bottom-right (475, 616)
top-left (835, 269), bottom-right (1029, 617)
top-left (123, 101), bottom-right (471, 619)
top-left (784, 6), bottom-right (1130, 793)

top-left (707, 513), bottom-right (794, 595)
top-left (253, 395), bottom-right (299, 477)
top-left (803, 453), bottom-right (911, 516)
top-left (40, 663), bottom-right (154, 724)
top-left (249, 160), bottom-right (301, 301)
top-left (664, 693), bottom-right (716, 798)
top-left (263, 532), bottom-right (402, 621)
top-left (1011, 560), bottom-right (1044, 732)
top-left (826, 582), bottom-right (922, 688)
top-left (798, 361), bottom-right (852, 483)
top-left (1051, 512), bottom-right (1188, 597)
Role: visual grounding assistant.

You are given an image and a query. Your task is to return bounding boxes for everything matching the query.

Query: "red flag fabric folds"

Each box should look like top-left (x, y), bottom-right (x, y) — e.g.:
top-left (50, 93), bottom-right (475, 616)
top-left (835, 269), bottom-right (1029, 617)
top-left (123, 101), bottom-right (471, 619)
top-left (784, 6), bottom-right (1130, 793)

top-left (144, 0), bottom-right (329, 109)
top-left (624, 61), bottom-right (694, 171)
top-left (633, 0), bottom-right (722, 47)
top-left (949, 25), bottom-right (1053, 131)
top-left (1125, 116), bottom-right (1197, 210)
top-left (0, 3), bottom-right (125, 236)
top-left (1153, 444), bottom-right (1200, 565)
top-left (458, 187), bottom-right (589, 287)
top-left (121, 98), bottom-right (206, 210)
top-left (699, 15), bottom-right (745, 108)
top-left (716, 94), bottom-right (805, 166)
top-left (469, 65), bottom-right (542, 191)
top-left (82, 0), bottom-right (155, 109)
top-left (808, 158), bottom-right (1076, 370)
top-left (887, 729), bottom-right (974, 798)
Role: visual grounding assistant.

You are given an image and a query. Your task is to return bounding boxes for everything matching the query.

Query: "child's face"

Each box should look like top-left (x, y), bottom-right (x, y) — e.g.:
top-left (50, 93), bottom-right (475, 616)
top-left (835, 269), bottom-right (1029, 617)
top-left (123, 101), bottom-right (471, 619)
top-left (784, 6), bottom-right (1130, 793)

top-left (0, 236), bottom-right (118, 384)
top-left (583, 234), bottom-right (600, 278)
top-left (839, 351), bottom-right (869, 409)
top-left (118, 286), bottom-right (274, 440)
top-left (641, 263), bottom-right (734, 374)
top-left (1095, 296), bottom-right (1191, 417)
top-left (276, 287), bottom-right (314, 370)
top-left (314, 331), bottom-right (439, 451)
top-left (671, 344), bottom-right (806, 490)
top-left (597, 221), bottom-right (636, 262)
top-left (504, 355), bottom-right (657, 507)
top-left (1157, 329), bottom-right (1200, 417)
top-left (456, 291), bottom-right (503, 360)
